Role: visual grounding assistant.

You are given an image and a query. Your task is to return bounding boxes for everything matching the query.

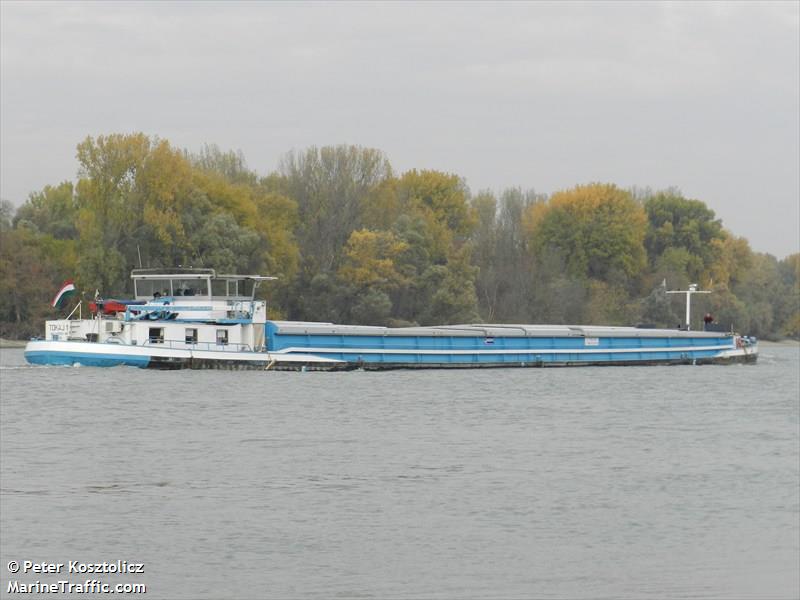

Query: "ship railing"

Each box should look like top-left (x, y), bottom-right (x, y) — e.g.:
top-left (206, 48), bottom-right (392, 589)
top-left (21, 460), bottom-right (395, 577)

top-left (142, 339), bottom-right (253, 352)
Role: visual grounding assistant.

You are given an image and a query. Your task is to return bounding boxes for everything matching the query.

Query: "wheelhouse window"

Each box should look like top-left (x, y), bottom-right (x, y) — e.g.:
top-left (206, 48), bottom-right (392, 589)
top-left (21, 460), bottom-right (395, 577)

top-left (216, 329), bottom-right (228, 346)
top-left (173, 279), bottom-right (209, 297)
top-left (148, 328), bottom-right (164, 344)
top-left (185, 328), bottom-right (198, 344)
top-left (134, 276), bottom-right (211, 299)
top-left (211, 278), bottom-right (256, 299)
top-left (135, 279), bottom-right (177, 299)
top-left (135, 279), bottom-right (167, 299)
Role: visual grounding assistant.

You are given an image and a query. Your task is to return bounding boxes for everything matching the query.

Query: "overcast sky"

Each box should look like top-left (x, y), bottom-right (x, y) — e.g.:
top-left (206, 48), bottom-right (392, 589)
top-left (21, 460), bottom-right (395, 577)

top-left (1, 1), bottom-right (798, 257)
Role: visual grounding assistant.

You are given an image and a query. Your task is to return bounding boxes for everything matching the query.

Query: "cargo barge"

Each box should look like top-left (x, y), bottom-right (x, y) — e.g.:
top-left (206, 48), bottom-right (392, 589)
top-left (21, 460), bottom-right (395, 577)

top-left (24, 269), bottom-right (758, 370)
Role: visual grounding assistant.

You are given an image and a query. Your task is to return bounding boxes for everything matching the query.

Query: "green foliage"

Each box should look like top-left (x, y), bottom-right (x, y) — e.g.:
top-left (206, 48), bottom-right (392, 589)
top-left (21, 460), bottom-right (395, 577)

top-left (653, 247), bottom-right (696, 289)
top-left (338, 229), bottom-right (409, 292)
top-left (0, 200), bottom-right (14, 231)
top-left (708, 234), bottom-right (752, 289)
top-left (74, 133), bottom-right (187, 292)
top-left (289, 272), bottom-right (350, 324)
top-left (188, 144), bottom-right (258, 186)
top-left (69, 134), bottom-right (298, 296)
top-left (393, 169), bottom-right (475, 263)
top-left (641, 284), bottom-right (680, 328)
top-left (191, 213), bottom-right (262, 274)
top-left (252, 189), bottom-right (300, 287)
top-left (645, 192), bottom-right (723, 254)
top-left (351, 288), bottom-right (393, 326)
top-left (527, 183), bottom-right (647, 282)
top-left (783, 312), bottom-right (800, 338)
top-left (471, 188), bottom-right (543, 322)
top-left (0, 228), bottom-right (77, 338)
top-left (14, 182), bottom-right (78, 239)
top-left (777, 254), bottom-right (800, 338)
top-left (585, 280), bottom-right (639, 326)
top-left (1, 133), bottom-right (795, 340)
top-left (527, 252), bottom-right (588, 324)
top-left (280, 145), bottom-right (392, 273)
top-left (471, 191), bottom-right (500, 320)
top-left (416, 250), bottom-right (480, 325)
top-left (707, 287), bottom-right (749, 333)
top-left (731, 253), bottom-right (798, 339)
top-left (644, 191), bottom-right (725, 282)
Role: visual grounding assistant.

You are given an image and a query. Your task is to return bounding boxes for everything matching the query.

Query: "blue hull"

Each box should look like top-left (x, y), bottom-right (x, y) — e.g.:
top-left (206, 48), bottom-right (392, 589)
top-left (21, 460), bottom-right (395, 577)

top-left (265, 321), bottom-right (748, 368)
top-left (270, 349), bottom-right (724, 366)
top-left (25, 350), bottom-right (150, 368)
top-left (23, 324), bottom-right (755, 370)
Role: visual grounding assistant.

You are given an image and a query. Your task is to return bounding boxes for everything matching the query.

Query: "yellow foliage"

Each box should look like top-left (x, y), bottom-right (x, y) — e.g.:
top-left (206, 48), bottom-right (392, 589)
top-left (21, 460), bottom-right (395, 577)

top-left (708, 233), bottom-right (752, 288)
top-left (192, 170), bottom-right (259, 228)
top-left (522, 201), bottom-right (549, 238)
top-left (394, 169), bottom-right (476, 261)
top-left (783, 312), bottom-right (800, 338)
top-left (139, 141), bottom-right (193, 247)
top-left (361, 178), bottom-right (400, 230)
top-left (585, 280), bottom-right (638, 325)
top-left (253, 191), bottom-right (300, 278)
top-left (524, 183), bottom-right (647, 279)
top-left (785, 253), bottom-right (800, 286)
top-left (338, 229), bottom-right (409, 290)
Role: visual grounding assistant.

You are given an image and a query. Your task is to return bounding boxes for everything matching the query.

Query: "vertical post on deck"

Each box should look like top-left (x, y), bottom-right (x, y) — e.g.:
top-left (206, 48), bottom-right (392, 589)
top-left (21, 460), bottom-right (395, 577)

top-left (666, 284), bottom-right (711, 331)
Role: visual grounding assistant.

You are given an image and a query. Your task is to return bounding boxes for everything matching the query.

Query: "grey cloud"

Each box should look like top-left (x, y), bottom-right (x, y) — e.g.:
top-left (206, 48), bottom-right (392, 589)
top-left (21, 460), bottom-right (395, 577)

top-left (1, 1), bottom-right (797, 256)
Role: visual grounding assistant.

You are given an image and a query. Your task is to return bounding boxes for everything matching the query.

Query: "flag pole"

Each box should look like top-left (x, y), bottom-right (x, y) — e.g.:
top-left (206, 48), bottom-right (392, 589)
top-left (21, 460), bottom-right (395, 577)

top-left (65, 300), bottom-right (81, 321)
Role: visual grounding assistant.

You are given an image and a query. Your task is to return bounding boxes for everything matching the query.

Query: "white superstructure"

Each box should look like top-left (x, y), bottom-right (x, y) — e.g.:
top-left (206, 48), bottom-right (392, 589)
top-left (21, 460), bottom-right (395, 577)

top-left (28, 269), bottom-right (340, 369)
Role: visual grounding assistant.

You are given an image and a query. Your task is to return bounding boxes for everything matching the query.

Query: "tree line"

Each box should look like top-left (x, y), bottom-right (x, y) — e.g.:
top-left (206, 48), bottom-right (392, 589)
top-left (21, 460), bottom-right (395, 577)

top-left (1, 133), bottom-right (798, 340)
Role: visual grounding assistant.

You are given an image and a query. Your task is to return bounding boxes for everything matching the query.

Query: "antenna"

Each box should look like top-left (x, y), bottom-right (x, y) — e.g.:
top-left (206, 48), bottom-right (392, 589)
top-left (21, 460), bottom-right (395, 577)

top-left (666, 283), bottom-right (711, 331)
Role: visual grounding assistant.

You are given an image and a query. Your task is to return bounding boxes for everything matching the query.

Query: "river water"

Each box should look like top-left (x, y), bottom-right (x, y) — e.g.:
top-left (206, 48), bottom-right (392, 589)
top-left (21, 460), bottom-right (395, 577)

top-left (1, 344), bottom-right (798, 599)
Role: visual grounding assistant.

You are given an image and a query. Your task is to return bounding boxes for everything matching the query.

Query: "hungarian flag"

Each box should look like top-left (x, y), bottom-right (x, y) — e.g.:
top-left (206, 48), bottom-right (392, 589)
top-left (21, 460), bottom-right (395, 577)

top-left (52, 279), bottom-right (77, 309)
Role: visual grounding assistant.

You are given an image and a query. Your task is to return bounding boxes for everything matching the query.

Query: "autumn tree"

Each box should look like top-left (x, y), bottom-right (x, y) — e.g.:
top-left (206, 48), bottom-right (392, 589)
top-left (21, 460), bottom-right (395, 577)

top-left (335, 229), bottom-right (410, 324)
top-left (0, 227), bottom-right (76, 338)
top-left (778, 254), bottom-right (800, 337)
top-left (393, 169), bottom-right (475, 263)
top-left (338, 229), bottom-right (409, 292)
top-left (416, 249), bottom-right (480, 325)
top-left (188, 143), bottom-right (258, 186)
top-left (75, 133), bottom-right (189, 292)
top-left (1, 132), bottom-right (794, 340)
top-left (472, 188), bottom-right (541, 322)
top-left (280, 145), bottom-right (392, 273)
top-left (471, 190), bottom-right (500, 320)
top-left (0, 200), bottom-right (14, 231)
top-left (527, 183), bottom-right (647, 283)
top-left (13, 182), bottom-right (78, 239)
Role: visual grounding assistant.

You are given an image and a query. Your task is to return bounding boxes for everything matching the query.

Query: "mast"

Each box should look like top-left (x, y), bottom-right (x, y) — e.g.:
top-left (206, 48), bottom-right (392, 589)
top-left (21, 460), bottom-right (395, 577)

top-left (666, 283), bottom-right (711, 330)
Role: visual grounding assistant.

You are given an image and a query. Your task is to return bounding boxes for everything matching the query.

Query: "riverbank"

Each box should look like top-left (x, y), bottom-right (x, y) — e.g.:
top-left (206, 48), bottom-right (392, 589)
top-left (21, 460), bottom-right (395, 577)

top-left (0, 338), bottom-right (27, 348)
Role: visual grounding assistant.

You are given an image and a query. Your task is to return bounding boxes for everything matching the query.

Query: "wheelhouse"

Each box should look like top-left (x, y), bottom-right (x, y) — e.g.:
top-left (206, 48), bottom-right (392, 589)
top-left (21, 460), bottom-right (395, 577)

top-left (131, 268), bottom-right (275, 301)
